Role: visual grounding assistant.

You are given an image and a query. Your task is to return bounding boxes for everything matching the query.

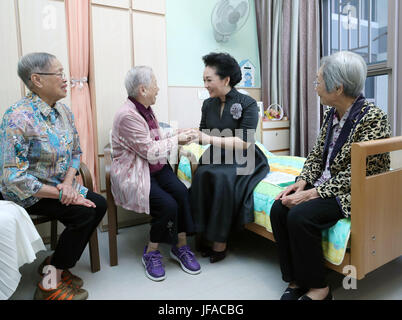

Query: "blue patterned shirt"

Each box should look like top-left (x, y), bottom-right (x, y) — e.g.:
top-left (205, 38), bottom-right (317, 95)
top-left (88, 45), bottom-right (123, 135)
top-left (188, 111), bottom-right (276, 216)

top-left (0, 92), bottom-right (87, 208)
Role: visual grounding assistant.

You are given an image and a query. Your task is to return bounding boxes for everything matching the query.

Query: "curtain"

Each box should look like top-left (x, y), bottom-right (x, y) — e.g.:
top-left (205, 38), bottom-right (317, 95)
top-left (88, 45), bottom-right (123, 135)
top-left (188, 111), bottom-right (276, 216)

top-left (292, 0), bottom-right (320, 157)
top-left (65, 0), bottom-right (98, 191)
top-left (255, 0), bottom-right (320, 157)
top-left (255, 0), bottom-right (273, 112)
top-left (255, 0), bottom-right (284, 112)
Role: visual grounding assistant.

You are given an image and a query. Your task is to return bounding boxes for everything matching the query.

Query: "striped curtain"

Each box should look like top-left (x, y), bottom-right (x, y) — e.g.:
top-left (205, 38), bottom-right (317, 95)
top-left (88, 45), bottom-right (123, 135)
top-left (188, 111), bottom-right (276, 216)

top-left (255, 0), bottom-right (320, 157)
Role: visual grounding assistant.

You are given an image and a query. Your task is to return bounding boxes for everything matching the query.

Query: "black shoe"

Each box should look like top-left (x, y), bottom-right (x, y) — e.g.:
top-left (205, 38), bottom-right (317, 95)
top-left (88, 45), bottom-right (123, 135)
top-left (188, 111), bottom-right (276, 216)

top-left (209, 249), bottom-right (227, 263)
top-left (280, 287), bottom-right (308, 300)
top-left (199, 245), bottom-right (212, 257)
top-left (195, 236), bottom-right (212, 257)
top-left (299, 288), bottom-right (333, 300)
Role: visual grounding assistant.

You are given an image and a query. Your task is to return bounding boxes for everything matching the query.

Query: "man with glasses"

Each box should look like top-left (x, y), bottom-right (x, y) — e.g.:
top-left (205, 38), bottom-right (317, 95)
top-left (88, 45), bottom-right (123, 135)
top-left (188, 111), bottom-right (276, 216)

top-left (0, 52), bottom-right (107, 300)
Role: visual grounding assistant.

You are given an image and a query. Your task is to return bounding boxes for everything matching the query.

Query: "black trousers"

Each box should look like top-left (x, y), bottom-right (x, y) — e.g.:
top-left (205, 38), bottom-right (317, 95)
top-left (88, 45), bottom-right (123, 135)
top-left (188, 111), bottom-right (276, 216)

top-left (270, 191), bottom-right (344, 289)
top-left (25, 190), bottom-right (107, 270)
top-left (149, 164), bottom-right (195, 245)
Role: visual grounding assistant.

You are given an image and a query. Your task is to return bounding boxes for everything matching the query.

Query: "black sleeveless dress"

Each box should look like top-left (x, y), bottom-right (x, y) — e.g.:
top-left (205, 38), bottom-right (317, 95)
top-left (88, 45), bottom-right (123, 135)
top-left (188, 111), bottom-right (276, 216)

top-left (190, 88), bottom-right (270, 242)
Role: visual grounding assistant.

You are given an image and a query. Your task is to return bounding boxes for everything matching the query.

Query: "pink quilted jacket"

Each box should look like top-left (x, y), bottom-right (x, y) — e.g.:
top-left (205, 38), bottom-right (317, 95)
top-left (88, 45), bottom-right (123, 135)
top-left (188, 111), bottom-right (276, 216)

top-left (110, 99), bottom-right (177, 214)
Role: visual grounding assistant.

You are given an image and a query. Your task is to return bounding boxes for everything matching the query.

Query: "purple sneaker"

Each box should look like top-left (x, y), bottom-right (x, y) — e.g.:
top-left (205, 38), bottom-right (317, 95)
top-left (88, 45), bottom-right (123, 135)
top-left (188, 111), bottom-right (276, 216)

top-left (142, 246), bottom-right (166, 281)
top-left (170, 245), bottom-right (201, 275)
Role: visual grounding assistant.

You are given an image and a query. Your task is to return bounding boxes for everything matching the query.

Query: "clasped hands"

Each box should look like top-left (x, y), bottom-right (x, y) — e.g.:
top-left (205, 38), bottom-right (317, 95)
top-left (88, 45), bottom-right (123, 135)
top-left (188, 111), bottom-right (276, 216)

top-left (57, 182), bottom-right (96, 208)
top-left (177, 128), bottom-right (210, 145)
top-left (275, 179), bottom-right (320, 209)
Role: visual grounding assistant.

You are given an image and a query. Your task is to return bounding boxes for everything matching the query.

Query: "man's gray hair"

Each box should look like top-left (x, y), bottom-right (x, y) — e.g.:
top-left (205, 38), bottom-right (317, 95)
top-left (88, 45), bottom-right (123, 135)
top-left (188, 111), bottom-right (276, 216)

top-left (125, 66), bottom-right (153, 98)
top-left (17, 52), bottom-right (56, 90)
top-left (320, 51), bottom-right (367, 98)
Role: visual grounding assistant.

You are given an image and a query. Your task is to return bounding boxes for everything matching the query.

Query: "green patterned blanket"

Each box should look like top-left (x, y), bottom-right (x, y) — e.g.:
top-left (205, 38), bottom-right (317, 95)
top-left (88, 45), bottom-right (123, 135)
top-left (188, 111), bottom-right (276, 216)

top-left (178, 142), bottom-right (351, 266)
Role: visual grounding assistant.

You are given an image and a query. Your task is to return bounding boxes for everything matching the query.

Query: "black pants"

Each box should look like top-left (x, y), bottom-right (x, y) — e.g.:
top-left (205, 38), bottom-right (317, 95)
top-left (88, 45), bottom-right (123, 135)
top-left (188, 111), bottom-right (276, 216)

top-left (270, 192), bottom-right (344, 289)
top-left (149, 165), bottom-right (194, 245)
top-left (25, 191), bottom-right (107, 270)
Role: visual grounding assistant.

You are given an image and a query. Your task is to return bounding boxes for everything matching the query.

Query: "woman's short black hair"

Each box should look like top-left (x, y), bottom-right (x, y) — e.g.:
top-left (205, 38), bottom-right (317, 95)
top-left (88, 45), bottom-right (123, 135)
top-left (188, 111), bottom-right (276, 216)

top-left (202, 52), bottom-right (242, 88)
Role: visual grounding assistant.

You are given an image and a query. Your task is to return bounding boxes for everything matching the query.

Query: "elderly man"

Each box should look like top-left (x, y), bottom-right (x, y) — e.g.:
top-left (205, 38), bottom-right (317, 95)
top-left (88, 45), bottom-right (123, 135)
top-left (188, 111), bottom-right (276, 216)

top-left (0, 52), bottom-right (107, 300)
top-left (270, 51), bottom-right (391, 300)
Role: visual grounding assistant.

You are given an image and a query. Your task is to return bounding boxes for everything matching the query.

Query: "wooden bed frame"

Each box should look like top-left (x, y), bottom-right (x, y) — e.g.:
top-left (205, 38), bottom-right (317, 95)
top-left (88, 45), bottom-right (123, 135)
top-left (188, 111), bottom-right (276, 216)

top-left (247, 137), bottom-right (402, 280)
top-left (105, 137), bottom-right (402, 280)
top-left (183, 137), bottom-right (402, 280)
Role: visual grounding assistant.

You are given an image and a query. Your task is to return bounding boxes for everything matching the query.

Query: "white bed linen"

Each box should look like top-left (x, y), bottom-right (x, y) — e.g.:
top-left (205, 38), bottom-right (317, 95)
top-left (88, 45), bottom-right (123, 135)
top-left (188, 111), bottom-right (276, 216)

top-left (0, 201), bottom-right (45, 300)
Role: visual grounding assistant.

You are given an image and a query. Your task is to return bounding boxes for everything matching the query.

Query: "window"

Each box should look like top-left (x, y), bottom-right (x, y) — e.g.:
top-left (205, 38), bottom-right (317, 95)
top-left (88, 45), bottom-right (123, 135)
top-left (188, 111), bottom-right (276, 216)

top-left (365, 74), bottom-right (388, 114)
top-left (321, 0), bottom-right (391, 112)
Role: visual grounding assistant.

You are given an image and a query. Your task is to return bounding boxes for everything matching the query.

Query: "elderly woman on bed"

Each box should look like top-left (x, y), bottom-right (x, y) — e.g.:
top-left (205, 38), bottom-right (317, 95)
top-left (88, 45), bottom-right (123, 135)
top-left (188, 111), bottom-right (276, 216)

top-left (270, 51), bottom-right (391, 300)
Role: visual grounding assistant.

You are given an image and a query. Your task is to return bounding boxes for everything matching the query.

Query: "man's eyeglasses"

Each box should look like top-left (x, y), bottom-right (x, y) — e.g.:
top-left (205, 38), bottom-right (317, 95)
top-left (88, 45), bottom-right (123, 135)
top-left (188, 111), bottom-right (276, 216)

top-left (35, 72), bottom-right (66, 80)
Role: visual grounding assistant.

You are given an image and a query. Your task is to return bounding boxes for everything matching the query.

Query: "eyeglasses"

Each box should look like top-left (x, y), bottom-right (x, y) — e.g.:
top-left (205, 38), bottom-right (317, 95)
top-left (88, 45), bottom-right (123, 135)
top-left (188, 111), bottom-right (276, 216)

top-left (35, 72), bottom-right (66, 80)
top-left (313, 80), bottom-right (321, 88)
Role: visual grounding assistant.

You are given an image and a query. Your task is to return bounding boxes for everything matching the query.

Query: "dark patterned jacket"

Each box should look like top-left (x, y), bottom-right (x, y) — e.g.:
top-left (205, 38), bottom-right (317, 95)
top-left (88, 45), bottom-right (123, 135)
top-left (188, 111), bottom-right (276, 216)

top-left (298, 95), bottom-right (391, 217)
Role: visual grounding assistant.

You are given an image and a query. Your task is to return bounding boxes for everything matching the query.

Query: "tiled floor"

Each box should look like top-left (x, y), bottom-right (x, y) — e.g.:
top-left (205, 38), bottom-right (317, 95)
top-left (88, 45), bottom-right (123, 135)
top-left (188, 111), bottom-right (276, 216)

top-left (10, 223), bottom-right (402, 300)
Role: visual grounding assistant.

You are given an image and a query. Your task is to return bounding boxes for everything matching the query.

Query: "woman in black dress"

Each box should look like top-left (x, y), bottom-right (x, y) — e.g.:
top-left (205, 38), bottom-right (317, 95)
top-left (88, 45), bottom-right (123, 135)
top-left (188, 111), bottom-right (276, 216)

top-left (190, 53), bottom-right (270, 263)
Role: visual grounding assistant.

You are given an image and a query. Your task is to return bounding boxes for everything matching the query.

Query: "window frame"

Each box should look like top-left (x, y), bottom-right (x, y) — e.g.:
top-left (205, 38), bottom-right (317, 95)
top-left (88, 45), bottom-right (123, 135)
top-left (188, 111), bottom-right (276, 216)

top-left (321, 0), bottom-right (396, 134)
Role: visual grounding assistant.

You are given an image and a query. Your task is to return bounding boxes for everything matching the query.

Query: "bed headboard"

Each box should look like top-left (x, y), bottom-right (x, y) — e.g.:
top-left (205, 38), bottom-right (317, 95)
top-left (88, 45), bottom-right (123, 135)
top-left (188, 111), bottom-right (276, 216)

top-left (351, 136), bottom-right (402, 279)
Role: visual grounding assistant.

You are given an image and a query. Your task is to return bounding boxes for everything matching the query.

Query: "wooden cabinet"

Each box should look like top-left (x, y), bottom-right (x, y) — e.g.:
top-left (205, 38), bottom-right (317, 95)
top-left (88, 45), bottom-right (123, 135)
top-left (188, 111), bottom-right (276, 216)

top-left (261, 119), bottom-right (290, 155)
top-left (90, 0), bottom-right (169, 193)
top-left (90, 0), bottom-right (169, 230)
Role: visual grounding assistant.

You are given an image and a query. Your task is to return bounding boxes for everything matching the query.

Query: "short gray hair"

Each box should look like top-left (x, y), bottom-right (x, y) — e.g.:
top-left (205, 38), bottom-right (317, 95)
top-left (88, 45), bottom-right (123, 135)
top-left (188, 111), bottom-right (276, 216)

top-left (125, 66), bottom-right (153, 98)
top-left (320, 51), bottom-right (367, 98)
top-left (17, 52), bottom-right (56, 90)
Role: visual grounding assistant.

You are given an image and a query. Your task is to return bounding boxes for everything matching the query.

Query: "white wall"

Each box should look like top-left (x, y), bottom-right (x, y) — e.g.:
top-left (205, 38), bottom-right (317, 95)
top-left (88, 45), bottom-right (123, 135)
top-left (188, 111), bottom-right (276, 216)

top-left (0, 0), bottom-right (22, 116)
top-left (168, 87), bottom-right (262, 130)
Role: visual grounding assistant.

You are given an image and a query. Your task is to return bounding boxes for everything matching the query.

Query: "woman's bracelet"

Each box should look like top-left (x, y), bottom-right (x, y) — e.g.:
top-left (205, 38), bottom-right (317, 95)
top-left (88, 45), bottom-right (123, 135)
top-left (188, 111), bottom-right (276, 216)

top-left (59, 190), bottom-right (63, 202)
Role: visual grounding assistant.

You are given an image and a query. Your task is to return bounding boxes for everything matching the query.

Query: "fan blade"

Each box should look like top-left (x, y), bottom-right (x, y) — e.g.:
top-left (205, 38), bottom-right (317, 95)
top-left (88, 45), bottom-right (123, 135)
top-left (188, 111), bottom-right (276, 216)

top-left (235, 1), bottom-right (248, 17)
top-left (217, 0), bottom-right (230, 17)
top-left (217, 21), bottom-right (236, 34)
top-left (228, 11), bottom-right (241, 24)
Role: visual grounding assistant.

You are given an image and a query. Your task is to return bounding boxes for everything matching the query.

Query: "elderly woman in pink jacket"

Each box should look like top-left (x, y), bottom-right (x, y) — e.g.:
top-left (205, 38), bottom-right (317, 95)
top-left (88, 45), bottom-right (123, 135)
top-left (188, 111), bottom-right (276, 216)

top-left (110, 66), bottom-right (201, 281)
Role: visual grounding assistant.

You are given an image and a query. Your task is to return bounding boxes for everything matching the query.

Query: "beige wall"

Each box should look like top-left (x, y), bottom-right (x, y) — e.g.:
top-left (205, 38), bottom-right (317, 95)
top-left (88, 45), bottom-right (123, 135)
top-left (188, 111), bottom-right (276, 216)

top-left (0, 0), bottom-right (22, 116)
top-left (0, 0), bottom-right (71, 117)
